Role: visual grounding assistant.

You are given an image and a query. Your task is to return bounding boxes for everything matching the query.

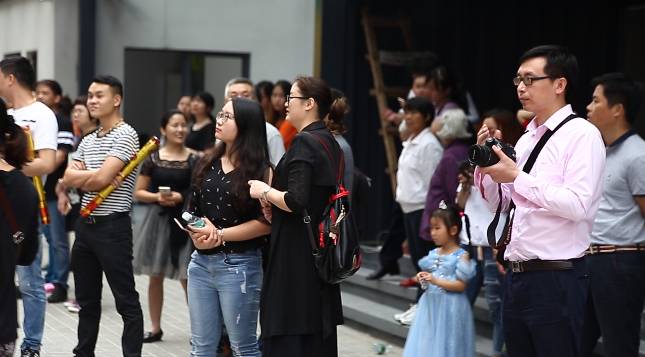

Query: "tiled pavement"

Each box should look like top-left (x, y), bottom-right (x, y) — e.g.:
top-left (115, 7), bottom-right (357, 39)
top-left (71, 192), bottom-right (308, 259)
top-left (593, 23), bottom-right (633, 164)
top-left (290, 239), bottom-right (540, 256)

top-left (15, 269), bottom-right (404, 357)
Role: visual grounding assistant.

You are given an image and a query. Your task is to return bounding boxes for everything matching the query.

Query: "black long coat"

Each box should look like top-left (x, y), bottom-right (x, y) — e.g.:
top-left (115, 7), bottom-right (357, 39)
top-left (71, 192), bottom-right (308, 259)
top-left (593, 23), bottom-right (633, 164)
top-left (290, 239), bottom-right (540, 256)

top-left (260, 120), bottom-right (344, 339)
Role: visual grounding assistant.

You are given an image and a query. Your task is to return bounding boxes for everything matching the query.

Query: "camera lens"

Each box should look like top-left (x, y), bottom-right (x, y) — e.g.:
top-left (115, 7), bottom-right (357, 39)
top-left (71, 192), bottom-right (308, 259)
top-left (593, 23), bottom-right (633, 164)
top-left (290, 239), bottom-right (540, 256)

top-left (468, 145), bottom-right (491, 167)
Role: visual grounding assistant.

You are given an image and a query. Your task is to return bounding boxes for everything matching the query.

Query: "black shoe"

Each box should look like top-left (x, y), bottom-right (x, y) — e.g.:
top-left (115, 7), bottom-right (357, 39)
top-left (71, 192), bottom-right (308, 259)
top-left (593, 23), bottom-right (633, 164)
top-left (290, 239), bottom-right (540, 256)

top-left (366, 265), bottom-right (400, 280)
top-left (47, 284), bottom-right (68, 303)
top-left (21, 348), bottom-right (40, 357)
top-left (143, 329), bottom-right (163, 343)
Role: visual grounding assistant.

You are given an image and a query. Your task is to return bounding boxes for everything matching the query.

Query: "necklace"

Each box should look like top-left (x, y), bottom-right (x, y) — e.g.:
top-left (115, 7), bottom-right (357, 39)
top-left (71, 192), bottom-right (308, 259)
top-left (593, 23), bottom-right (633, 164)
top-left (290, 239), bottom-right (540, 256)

top-left (98, 119), bottom-right (124, 137)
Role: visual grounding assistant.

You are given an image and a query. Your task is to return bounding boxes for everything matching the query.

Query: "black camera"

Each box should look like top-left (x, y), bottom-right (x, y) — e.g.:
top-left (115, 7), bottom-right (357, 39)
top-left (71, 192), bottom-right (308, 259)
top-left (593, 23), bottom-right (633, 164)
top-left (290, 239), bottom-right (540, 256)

top-left (468, 138), bottom-right (516, 167)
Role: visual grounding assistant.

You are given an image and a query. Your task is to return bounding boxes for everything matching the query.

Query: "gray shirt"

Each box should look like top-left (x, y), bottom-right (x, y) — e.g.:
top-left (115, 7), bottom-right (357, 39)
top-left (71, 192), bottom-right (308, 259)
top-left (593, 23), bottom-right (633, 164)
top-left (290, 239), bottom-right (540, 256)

top-left (333, 134), bottom-right (354, 195)
top-left (591, 132), bottom-right (645, 245)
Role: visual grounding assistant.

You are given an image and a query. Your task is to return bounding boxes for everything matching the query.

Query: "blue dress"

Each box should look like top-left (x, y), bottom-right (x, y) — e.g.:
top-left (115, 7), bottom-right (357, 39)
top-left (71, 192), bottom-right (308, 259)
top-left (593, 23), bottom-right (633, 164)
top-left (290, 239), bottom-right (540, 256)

top-left (403, 247), bottom-right (476, 357)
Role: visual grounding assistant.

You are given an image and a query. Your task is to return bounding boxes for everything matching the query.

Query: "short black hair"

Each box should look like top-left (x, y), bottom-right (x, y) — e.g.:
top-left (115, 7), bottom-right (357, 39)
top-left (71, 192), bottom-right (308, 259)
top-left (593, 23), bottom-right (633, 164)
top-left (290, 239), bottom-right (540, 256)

top-left (0, 56), bottom-right (36, 90)
top-left (403, 96), bottom-right (435, 123)
top-left (36, 79), bottom-right (63, 96)
top-left (91, 75), bottom-right (123, 97)
top-left (591, 72), bottom-right (643, 124)
top-left (519, 45), bottom-right (579, 103)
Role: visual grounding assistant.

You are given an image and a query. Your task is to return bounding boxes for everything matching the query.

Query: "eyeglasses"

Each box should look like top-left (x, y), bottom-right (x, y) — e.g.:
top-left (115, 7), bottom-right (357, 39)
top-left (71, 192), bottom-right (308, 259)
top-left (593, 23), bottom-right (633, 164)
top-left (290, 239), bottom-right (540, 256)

top-left (286, 95), bottom-right (309, 104)
top-left (215, 111), bottom-right (235, 125)
top-left (513, 75), bottom-right (551, 86)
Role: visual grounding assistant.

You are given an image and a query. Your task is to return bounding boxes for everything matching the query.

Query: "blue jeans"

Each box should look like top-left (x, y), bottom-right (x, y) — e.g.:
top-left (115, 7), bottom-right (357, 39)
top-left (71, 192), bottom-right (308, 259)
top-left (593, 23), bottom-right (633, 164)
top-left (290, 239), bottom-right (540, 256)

top-left (16, 236), bottom-right (46, 351)
top-left (42, 200), bottom-right (70, 288)
top-left (188, 249), bottom-right (262, 357)
top-left (464, 246), bottom-right (505, 356)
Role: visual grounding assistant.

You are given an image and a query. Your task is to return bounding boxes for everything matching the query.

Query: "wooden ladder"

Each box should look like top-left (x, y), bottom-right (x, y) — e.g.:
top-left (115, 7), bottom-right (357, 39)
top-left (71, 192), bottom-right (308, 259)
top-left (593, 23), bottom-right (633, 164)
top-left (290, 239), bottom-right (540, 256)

top-left (361, 9), bottom-right (415, 196)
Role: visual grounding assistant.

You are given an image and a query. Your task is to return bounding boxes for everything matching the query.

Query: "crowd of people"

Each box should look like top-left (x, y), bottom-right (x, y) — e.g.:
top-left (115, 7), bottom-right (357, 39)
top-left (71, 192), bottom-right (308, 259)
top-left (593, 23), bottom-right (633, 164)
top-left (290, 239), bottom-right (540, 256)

top-left (0, 42), bottom-right (643, 357)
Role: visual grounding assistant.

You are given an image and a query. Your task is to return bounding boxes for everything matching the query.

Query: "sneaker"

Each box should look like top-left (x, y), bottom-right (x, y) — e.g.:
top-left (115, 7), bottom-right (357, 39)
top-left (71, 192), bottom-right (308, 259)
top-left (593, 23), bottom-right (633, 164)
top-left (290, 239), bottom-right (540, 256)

top-left (47, 284), bottom-right (68, 303)
top-left (394, 304), bottom-right (417, 325)
top-left (21, 348), bottom-right (40, 357)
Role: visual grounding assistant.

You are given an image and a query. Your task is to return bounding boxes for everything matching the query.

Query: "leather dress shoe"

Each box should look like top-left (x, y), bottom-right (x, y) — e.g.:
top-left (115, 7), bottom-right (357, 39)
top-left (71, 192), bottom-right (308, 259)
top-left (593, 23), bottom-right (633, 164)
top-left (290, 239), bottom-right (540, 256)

top-left (366, 265), bottom-right (400, 280)
top-left (399, 277), bottom-right (418, 287)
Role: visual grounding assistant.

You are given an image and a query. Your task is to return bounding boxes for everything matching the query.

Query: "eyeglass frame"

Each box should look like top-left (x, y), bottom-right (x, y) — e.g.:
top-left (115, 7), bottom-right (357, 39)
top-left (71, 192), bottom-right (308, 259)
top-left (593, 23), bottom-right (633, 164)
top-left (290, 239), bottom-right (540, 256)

top-left (215, 111), bottom-right (235, 125)
top-left (513, 75), bottom-right (552, 86)
top-left (286, 94), bottom-right (310, 105)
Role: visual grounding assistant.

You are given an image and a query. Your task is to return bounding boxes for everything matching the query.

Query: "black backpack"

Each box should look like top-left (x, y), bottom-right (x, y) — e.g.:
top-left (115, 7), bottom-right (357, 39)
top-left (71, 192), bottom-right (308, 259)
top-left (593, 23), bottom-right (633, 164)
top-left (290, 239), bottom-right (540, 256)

top-left (303, 132), bottom-right (362, 284)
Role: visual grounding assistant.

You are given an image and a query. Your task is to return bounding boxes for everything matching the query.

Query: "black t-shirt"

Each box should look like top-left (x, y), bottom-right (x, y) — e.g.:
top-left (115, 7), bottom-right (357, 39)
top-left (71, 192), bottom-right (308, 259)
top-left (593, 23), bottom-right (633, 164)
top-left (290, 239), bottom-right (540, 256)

top-left (0, 169), bottom-right (39, 344)
top-left (44, 113), bottom-right (74, 201)
top-left (185, 121), bottom-right (215, 151)
top-left (188, 159), bottom-right (269, 255)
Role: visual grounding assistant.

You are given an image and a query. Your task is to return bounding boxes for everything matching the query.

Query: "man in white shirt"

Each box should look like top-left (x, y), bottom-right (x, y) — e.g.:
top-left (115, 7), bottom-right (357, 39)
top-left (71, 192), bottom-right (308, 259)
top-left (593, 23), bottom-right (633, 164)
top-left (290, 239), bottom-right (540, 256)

top-left (0, 56), bottom-right (58, 357)
top-left (224, 78), bottom-right (285, 166)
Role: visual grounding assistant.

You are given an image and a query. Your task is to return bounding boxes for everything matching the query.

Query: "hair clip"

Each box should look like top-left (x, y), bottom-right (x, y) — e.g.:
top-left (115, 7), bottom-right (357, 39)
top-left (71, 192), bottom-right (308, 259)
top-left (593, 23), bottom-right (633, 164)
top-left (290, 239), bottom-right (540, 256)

top-left (439, 200), bottom-right (448, 210)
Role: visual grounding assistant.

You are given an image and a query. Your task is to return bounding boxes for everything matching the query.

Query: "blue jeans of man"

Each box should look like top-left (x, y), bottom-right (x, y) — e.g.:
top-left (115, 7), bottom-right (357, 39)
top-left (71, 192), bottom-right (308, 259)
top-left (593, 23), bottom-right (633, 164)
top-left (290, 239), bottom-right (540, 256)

top-left (464, 246), bottom-right (505, 356)
top-left (42, 199), bottom-right (70, 288)
top-left (16, 235), bottom-right (46, 352)
top-left (581, 252), bottom-right (645, 357)
top-left (503, 257), bottom-right (588, 357)
top-left (188, 249), bottom-right (262, 357)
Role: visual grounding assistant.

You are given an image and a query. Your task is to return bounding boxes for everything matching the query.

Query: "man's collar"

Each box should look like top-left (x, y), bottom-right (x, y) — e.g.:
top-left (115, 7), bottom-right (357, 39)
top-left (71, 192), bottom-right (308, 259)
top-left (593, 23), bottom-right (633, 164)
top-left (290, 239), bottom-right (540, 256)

top-left (527, 104), bottom-right (575, 132)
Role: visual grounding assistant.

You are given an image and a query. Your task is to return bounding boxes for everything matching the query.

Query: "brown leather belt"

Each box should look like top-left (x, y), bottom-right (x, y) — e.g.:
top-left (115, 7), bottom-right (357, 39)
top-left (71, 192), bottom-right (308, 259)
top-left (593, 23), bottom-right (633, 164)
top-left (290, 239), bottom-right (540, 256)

top-left (587, 244), bottom-right (645, 255)
top-left (508, 259), bottom-right (573, 273)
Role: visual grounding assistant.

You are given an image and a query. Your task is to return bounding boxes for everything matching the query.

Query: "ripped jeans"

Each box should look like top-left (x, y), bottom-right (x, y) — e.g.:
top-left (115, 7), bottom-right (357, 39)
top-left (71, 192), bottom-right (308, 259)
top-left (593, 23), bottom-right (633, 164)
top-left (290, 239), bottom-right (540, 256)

top-left (187, 249), bottom-right (262, 357)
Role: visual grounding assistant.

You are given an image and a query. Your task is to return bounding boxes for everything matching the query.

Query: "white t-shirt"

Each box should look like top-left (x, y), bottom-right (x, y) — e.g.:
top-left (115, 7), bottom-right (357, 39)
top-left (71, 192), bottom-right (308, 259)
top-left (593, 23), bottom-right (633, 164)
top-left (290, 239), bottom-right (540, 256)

top-left (8, 101), bottom-right (58, 151)
top-left (395, 128), bottom-right (443, 213)
top-left (459, 184), bottom-right (507, 247)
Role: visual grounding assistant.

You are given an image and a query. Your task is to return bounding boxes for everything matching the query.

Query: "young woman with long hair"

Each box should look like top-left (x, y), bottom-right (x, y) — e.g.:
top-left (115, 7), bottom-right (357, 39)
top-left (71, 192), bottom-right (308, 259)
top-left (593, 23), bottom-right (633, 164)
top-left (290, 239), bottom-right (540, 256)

top-left (186, 97), bottom-right (271, 356)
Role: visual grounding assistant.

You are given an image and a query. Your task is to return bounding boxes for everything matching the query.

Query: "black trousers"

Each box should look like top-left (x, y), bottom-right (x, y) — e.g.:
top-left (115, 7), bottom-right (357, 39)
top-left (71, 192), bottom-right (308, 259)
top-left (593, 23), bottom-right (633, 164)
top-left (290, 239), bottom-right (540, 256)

top-left (402, 209), bottom-right (434, 272)
top-left (71, 214), bottom-right (143, 357)
top-left (503, 258), bottom-right (588, 357)
top-left (377, 202), bottom-right (406, 269)
top-left (581, 252), bottom-right (645, 357)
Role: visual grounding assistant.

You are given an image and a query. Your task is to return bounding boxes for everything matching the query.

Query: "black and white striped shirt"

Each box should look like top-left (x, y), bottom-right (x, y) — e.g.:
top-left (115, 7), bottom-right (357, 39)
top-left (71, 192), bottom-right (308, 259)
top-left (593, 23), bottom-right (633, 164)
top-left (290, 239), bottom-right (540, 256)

top-left (73, 122), bottom-right (139, 216)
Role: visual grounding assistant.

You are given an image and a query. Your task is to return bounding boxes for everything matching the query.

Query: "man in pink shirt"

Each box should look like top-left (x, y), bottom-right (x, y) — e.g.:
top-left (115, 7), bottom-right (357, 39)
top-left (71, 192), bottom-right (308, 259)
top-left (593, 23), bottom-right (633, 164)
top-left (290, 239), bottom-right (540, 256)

top-left (474, 45), bottom-right (605, 357)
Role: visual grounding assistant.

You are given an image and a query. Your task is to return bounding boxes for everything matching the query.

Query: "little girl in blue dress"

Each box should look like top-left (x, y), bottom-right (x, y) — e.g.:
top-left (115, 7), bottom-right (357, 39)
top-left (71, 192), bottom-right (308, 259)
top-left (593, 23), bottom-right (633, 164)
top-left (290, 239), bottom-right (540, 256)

top-left (403, 203), bottom-right (476, 357)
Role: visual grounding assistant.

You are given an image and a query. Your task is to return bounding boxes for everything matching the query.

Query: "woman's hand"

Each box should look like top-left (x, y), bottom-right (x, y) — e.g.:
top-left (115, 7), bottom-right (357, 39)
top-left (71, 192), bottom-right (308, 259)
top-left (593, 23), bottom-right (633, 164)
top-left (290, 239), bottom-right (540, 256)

top-left (188, 217), bottom-right (223, 249)
top-left (260, 199), bottom-right (272, 223)
top-left (248, 180), bottom-right (270, 199)
top-left (158, 191), bottom-right (182, 207)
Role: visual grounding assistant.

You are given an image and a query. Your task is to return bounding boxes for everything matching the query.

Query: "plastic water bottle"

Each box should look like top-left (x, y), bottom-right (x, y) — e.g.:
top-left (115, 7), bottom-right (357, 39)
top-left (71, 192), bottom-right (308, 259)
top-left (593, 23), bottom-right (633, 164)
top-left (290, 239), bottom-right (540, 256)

top-left (182, 212), bottom-right (206, 228)
top-left (372, 342), bottom-right (392, 355)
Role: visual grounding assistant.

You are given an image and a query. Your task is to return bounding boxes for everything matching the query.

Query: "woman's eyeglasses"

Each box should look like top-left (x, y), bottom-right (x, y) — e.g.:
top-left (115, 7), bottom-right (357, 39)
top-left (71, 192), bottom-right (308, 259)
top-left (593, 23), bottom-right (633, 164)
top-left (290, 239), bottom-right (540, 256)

top-left (286, 95), bottom-right (309, 104)
top-left (216, 111), bottom-right (235, 125)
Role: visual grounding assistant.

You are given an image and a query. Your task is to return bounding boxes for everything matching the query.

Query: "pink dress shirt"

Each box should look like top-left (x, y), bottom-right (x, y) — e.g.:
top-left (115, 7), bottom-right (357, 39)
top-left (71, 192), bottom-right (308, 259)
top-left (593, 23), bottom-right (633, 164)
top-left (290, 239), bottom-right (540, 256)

top-left (475, 105), bottom-right (606, 261)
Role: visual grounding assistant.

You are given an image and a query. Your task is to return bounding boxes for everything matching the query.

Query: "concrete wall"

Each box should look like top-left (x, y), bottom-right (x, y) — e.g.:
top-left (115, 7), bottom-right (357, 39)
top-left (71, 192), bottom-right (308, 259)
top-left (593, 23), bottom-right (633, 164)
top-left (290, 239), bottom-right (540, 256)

top-left (0, 0), bottom-right (78, 96)
top-left (0, 0), bottom-right (55, 79)
top-left (95, 0), bottom-right (316, 84)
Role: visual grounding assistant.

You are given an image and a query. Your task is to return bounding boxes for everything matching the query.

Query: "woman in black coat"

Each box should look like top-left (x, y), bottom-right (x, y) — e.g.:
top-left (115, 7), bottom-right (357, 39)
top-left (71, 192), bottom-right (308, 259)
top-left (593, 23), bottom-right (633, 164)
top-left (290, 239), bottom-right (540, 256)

top-left (248, 76), bottom-right (347, 357)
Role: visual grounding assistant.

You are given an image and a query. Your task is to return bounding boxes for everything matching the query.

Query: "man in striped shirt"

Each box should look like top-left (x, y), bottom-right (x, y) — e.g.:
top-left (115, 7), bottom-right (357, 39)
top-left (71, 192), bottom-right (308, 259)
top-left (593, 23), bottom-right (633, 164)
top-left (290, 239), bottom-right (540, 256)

top-left (61, 76), bottom-right (143, 357)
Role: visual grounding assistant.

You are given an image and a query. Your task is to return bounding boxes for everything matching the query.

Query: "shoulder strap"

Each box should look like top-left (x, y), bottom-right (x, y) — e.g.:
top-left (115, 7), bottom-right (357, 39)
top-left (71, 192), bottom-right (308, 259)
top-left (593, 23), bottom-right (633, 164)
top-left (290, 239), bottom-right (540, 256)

top-left (487, 114), bottom-right (577, 248)
top-left (302, 131), bottom-right (344, 183)
top-left (0, 181), bottom-right (25, 244)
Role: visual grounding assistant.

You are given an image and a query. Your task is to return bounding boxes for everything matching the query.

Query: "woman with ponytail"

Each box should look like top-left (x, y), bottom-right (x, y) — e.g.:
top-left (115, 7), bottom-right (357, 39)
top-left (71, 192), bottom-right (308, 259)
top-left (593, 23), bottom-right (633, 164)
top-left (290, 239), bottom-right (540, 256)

top-left (0, 98), bottom-right (39, 357)
top-left (248, 76), bottom-right (344, 357)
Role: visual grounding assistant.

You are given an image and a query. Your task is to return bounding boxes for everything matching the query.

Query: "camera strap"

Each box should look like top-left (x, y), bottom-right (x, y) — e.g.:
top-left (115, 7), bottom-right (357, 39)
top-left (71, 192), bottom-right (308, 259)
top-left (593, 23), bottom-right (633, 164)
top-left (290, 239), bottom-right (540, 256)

top-left (487, 113), bottom-right (577, 248)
